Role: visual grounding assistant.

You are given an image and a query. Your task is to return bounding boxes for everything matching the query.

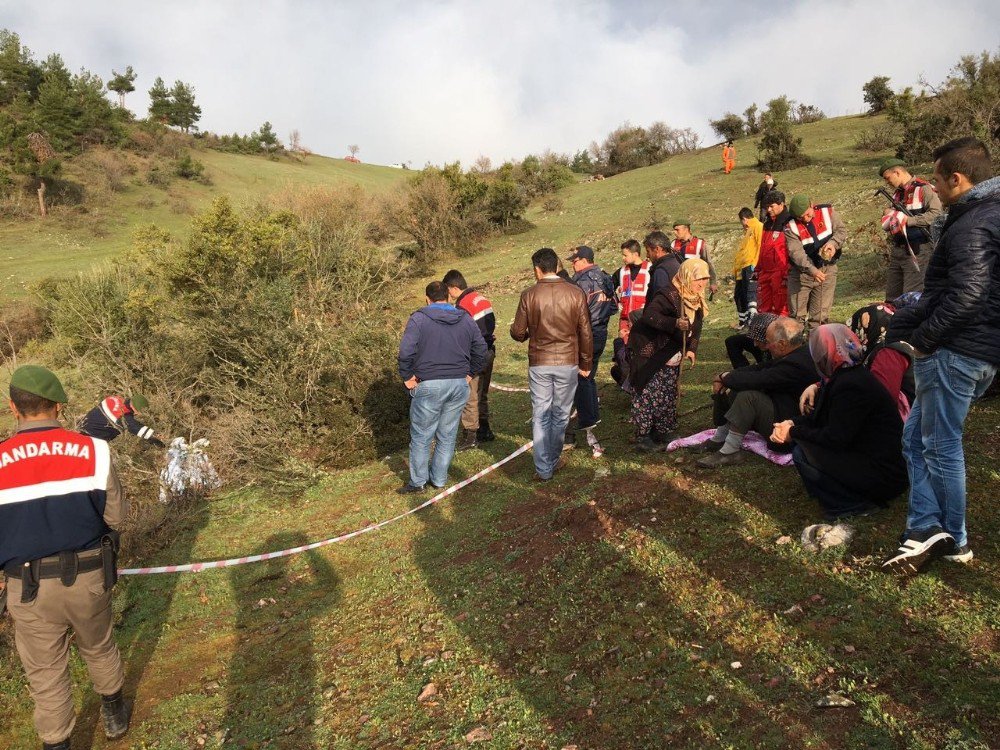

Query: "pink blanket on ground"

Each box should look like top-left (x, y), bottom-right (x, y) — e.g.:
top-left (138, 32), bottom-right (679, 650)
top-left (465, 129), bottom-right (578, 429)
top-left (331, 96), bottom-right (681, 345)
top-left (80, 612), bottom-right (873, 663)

top-left (666, 428), bottom-right (795, 466)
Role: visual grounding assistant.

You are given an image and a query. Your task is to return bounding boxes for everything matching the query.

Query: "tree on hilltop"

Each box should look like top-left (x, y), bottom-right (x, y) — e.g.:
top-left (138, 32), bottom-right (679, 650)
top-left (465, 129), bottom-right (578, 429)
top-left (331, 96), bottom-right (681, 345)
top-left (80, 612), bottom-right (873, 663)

top-left (709, 112), bottom-right (745, 142)
top-left (348, 144), bottom-right (360, 158)
top-left (258, 121), bottom-right (280, 153)
top-left (863, 75), bottom-right (894, 114)
top-left (148, 76), bottom-right (171, 123)
top-left (168, 80), bottom-right (201, 133)
top-left (108, 65), bottom-right (137, 107)
top-left (757, 95), bottom-right (809, 170)
top-left (744, 103), bottom-right (760, 134)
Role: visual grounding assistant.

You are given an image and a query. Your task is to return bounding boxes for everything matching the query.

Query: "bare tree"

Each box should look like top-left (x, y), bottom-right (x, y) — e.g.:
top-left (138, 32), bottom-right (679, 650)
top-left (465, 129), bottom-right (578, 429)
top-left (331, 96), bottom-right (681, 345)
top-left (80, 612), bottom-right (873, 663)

top-left (348, 144), bottom-right (360, 158)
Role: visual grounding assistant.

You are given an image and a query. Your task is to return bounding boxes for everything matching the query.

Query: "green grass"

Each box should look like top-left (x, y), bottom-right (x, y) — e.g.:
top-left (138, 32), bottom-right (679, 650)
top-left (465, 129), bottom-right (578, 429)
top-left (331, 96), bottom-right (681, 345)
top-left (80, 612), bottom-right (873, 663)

top-left (0, 149), bottom-right (409, 298)
top-left (2, 113), bottom-right (998, 749)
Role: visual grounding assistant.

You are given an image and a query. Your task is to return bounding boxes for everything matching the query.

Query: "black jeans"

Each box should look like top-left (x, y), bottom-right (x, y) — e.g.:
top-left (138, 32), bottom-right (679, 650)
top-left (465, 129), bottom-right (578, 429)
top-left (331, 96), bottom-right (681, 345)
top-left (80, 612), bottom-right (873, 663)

top-left (793, 444), bottom-right (879, 521)
top-left (575, 329), bottom-right (607, 429)
top-left (725, 333), bottom-right (767, 370)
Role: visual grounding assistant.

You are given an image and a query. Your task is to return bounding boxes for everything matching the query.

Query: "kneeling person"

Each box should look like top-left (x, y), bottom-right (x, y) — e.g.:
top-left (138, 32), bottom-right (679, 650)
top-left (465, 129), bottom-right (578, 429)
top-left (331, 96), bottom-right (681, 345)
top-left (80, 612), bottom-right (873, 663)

top-left (697, 318), bottom-right (818, 468)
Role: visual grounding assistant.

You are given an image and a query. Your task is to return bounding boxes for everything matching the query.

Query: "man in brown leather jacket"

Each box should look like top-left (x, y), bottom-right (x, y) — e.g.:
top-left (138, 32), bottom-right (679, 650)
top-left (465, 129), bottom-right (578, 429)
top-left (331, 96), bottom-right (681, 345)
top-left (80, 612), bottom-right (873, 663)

top-left (511, 248), bottom-right (593, 480)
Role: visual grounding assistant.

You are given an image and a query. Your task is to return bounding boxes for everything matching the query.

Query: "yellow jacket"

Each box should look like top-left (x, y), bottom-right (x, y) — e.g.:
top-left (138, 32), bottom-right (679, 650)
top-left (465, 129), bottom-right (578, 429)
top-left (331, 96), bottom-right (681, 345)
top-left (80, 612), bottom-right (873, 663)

top-left (733, 217), bottom-right (763, 275)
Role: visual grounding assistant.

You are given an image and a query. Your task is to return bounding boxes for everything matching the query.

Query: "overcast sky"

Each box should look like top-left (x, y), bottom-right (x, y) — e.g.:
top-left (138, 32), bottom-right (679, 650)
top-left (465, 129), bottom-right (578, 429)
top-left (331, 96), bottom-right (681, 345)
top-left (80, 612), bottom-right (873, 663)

top-left (4, 1), bottom-right (999, 166)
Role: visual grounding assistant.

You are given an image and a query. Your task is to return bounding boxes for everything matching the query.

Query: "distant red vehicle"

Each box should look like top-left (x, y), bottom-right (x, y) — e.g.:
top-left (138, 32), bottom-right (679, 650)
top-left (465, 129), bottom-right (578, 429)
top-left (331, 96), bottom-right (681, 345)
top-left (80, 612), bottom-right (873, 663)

top-left (344, 155), bottom-right (361, 163)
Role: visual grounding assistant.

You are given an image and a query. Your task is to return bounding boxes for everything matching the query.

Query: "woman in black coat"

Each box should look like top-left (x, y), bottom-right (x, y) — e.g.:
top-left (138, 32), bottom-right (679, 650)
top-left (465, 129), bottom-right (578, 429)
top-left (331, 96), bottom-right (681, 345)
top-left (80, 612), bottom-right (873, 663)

top-left (771, 324), bottom-right (908, 520)
top-left (627, 259), bottom-right (709, 451)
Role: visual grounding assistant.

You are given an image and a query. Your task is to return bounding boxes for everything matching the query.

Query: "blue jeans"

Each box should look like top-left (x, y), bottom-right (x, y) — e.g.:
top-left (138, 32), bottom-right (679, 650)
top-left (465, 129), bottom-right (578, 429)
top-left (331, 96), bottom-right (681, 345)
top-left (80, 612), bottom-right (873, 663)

top-left (574, 329), bottom-right (607, 430)
top-left (904, 348), bottom-right (996, 547)
top-left (409, 378), bottom-right (470, 488)
top-left (529, 365), bottom-right (578, 478)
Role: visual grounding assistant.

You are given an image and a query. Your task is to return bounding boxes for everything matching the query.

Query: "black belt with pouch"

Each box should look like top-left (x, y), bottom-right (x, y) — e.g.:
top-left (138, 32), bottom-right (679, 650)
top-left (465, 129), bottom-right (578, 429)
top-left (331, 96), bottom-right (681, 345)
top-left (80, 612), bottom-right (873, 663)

top-left (3, 531), bottom-right (120, 604)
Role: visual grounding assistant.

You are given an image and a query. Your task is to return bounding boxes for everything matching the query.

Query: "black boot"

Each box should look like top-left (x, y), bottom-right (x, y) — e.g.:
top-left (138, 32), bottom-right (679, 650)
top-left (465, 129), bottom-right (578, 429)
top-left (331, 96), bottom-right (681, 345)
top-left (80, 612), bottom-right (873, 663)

top-left (456, 428), bottom-right (478, 452)
top-left (476, 419), bottom-right (495, 443)
top-left (43, 741), bottom-right (71, 750)
top-left (101, 689), bottom-right (131, 740)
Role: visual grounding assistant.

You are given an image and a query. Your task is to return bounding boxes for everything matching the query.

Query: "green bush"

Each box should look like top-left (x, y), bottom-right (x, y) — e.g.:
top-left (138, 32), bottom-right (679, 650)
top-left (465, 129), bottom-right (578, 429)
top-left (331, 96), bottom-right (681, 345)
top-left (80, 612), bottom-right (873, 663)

top-left (37, 196), bottom-right (410, 487)
top-left (173, 152), bottom-right (208, 182)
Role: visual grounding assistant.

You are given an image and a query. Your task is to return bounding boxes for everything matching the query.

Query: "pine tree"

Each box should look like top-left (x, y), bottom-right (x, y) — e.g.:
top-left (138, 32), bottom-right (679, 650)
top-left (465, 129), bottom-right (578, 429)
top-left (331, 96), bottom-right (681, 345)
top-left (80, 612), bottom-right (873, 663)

top-left (148, 76), bottom-right (171, 123)
top-left (168, 80), bottom-right (201, 133)
top-left (108, 65), bottom-right (137, 107)
top-left (258, 121), bottom-right (280, 153)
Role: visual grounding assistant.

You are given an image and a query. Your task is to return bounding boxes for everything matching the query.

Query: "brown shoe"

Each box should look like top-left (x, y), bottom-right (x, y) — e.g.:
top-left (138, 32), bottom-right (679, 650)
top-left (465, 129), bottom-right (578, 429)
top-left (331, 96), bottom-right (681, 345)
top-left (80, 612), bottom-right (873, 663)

top-left (696, 450), bottom-right (745, 469)
top-left (554, 457), bottom-right (567, 473)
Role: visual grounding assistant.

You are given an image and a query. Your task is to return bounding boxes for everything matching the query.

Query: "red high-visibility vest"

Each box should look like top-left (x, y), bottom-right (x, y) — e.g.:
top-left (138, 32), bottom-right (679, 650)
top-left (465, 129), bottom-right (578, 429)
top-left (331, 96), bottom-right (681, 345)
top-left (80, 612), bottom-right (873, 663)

top-left (672, 237), bottom-right (705, 260)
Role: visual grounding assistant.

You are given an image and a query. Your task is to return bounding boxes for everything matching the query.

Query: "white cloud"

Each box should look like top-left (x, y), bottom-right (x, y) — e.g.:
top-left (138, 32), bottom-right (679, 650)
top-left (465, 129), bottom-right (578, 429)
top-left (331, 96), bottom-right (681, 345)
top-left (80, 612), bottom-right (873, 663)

top-left (4, 0), bottom-right (998, 165)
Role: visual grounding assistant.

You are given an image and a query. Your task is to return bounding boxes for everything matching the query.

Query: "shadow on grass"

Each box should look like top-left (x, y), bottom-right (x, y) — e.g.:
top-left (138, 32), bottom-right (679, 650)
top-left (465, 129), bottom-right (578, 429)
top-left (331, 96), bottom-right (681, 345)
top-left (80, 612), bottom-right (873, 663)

top-left (71, 495), bottom-right (212, 748)
top-left (223, 532), bottom-right (340, 748)
top-left (408, 453), bottom-right (894, 748)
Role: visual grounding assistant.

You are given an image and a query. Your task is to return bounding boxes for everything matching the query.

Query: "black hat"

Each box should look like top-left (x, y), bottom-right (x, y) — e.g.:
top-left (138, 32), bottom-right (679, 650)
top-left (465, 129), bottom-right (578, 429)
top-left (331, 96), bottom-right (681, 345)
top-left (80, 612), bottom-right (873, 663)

top-left (565, 246), bottom-right (595, 262)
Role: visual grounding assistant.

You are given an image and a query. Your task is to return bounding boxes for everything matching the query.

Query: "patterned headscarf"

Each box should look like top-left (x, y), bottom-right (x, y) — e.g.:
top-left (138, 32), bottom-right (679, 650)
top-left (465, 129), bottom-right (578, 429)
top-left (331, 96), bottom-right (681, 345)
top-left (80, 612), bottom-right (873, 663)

top-left (849, 303), bottom-right (892, 352)
top-left (672, 258), bottom-right (711, 323)
top-left (748, 312), bottom-right (780, 346)
top-left (809, 324), bottom-right (865, 381)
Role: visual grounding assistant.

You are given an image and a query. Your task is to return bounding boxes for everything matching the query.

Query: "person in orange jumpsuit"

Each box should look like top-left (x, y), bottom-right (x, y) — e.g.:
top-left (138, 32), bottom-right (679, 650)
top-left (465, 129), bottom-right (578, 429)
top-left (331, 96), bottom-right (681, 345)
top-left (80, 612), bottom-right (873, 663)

top-left (722, 140), bottom-right (736, 174)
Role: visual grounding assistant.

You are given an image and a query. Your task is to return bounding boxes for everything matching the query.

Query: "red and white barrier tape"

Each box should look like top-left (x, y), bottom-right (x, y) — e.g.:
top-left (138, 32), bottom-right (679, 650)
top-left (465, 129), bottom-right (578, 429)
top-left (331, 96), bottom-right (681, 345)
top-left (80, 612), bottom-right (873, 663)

top-left (489, 382), bottom-right (531, 393)
top-left (119, 441), bottom-right (533, 576)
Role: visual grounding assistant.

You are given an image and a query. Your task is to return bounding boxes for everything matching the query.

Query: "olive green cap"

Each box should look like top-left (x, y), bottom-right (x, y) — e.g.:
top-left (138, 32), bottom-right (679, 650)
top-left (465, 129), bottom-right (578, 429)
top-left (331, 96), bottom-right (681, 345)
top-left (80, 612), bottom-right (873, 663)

top-left (789, 194), bottom-right (812, 217)
top-left (878, 158), bottom-right (907, 176)
top-left (10, 365), bottom-right (68, 404)
top-left (130, 394), bottom-right (150, 411)
top-left (672, 218), bottom-right (691, 228)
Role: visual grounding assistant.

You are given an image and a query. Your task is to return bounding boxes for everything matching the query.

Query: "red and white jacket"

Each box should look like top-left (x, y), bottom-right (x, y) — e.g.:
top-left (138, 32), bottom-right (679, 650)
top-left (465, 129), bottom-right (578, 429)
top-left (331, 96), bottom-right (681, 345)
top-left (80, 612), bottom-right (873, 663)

top-left (0, 424), bottom-right (118, 568)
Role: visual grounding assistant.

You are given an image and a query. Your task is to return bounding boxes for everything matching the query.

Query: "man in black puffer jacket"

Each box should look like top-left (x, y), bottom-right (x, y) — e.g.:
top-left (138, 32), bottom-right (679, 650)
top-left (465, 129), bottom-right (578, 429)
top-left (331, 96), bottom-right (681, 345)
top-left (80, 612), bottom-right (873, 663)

top-left (882, 137), bottom-right (1000, 575)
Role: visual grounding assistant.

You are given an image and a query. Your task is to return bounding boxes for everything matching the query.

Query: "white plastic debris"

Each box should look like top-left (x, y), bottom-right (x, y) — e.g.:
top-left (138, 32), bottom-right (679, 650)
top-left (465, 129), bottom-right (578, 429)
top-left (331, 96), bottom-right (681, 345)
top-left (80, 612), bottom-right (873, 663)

top-left (159, 437), bottom-right (222, 504)
top-left (800, 523), bottom-right (855, 552)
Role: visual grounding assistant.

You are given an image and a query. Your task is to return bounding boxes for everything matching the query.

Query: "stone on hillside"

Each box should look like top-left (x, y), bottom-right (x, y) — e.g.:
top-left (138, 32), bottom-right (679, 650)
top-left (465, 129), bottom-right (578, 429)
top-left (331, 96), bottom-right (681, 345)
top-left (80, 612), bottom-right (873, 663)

top-left (816, 692), bottom-right (855, 708)
top-left (417, 683), bottom-right (438, 703)
top-left (465, 727), bottom-right (493, 743)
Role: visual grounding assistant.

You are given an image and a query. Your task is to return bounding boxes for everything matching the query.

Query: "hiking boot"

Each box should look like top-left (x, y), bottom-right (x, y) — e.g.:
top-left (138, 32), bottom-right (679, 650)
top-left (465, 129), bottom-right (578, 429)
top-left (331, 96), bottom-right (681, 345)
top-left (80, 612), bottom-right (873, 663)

top-left (880, 527), bottom-right (954, 575)
top-left (696, 450), bottom-right (745, 469)
top-left (476, 420), bottom-right (496, 443)
top-left (943, 542), bottom-right (974, 563)
top-left (101, 690), bottom-right (131, 740)
top-left (43, 741), bottom-right (71, 750)
top-left (456, 428), bottom-right (478, 452)
top-left (396, 483), bottom-right (426, 495)
top-left (636, 435), bottom-right (666, 453)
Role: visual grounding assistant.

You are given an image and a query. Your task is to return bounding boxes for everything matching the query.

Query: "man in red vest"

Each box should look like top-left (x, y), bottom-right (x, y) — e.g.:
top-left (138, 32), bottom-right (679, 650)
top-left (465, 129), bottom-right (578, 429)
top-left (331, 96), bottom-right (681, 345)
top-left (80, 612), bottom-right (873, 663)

top-left (756, 190), bottom-right (791, 316)
top-left (613, 239), bottom-right (649, 342)
top-left (1, 366), bottom-right (130, 749)
top-left (879, 158), bottom-right (942, 298)
top-left (671, 220), bottom-right (717, 295)
top-left (785, 194), bottom-right (847, 329)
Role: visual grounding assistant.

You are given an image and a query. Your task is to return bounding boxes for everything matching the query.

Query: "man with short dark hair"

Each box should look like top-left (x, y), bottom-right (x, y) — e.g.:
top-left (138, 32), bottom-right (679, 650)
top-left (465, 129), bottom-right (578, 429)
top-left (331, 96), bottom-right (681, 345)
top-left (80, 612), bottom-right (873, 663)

top-left (643, 230), bottom-right (683, 298)
top-left (881, 136), bottom-right (1000, 575)
top-left (1, 365), bottom-right (131, 749)
top-left (879, 158), bottom-right (943, 297)
top-left (785, 194), bottom-right (847, 329)
top-left (614, 239), bottom-right (649, 342)
top-left (565, 246), bottom-right (617, 457)
top-left (757, 190), bottom-right (791, 316)
top-left (398, 281), bottom-right (487, 494)
top-left (696, 318), bottom-right (818, 468)
top-left (443, 269), bottom-right (497, 449)
top-left (733, 207), bottom-right (763, 329)
top-left (511, 248), bottom-right (593, 480)
top-left (671, 220), bottom-right (717, 294)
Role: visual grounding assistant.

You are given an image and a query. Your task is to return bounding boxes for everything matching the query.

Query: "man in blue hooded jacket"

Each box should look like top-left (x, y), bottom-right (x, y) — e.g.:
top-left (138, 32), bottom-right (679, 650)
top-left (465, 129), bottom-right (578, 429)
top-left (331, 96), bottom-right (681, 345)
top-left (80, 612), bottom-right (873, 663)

top-left (398, 281), bottom-right (488, 494)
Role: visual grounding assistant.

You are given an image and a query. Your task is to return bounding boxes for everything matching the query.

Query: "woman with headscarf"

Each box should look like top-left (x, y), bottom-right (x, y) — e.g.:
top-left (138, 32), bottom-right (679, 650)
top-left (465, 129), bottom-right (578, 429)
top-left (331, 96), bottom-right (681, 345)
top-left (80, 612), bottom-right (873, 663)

top-left (771, 324), bottom-right (908, 520)
top-left (627, 258), bottom-right (710, 451)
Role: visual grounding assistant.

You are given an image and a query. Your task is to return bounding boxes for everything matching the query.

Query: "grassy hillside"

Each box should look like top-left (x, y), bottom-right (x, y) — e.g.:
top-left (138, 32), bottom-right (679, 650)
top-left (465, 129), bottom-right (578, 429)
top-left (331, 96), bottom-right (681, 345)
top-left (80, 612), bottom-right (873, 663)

top-left (3, 114), bottom-right (997, 749)
top-left (0, 149), bottom-right (409, 297)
